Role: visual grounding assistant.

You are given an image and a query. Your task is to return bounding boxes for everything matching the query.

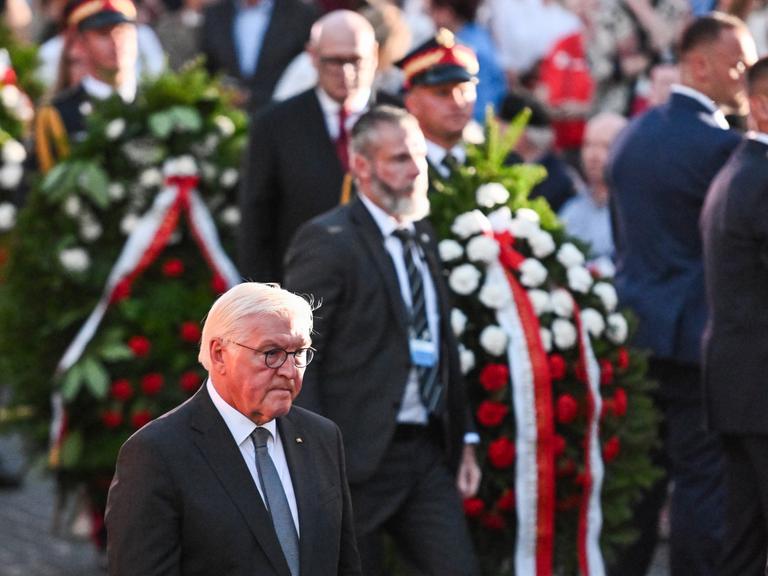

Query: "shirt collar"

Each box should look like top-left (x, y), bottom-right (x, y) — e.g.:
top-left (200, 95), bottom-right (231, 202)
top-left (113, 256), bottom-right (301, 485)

top-left (425, 139), bottom-right (465, 169)
top-left (82, 74), bottom-right (136, 103)
top-left (237, 0), bottom-right (273, 13)
top-left (671, 84), bottom-right (719, 115)
top-left (358, 192), bottom-right (415, 237)
top-left (206, 378), bottom-right (277, 445)
top-left (315, 86), bottom-right (371, 116)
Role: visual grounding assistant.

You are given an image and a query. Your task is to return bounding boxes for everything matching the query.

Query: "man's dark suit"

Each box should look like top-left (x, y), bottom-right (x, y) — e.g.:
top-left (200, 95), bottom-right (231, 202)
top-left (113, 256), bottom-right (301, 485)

top-left (283, 197), bottom-right (477, 574)
top-left (238, 89), bottom-right (346, 283)
top-left (701, 137), bottom-right (768, 575)
top-left (200, 0), bottom-right (316, 111)
top-left (607, 91), bottom-right (741, 576)
top-left (105, 384), bottom-right (361, 576)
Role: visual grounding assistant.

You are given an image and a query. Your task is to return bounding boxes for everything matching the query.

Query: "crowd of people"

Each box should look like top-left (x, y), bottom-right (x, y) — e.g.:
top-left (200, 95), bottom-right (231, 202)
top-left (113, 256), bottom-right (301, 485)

top-left (4, 0), bottom-right (768, 574)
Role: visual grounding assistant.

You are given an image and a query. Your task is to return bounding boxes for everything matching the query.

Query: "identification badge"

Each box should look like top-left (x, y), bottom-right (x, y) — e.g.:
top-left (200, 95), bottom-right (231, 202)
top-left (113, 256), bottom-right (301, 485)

top-left (410, 339), bottom-right (437, 367)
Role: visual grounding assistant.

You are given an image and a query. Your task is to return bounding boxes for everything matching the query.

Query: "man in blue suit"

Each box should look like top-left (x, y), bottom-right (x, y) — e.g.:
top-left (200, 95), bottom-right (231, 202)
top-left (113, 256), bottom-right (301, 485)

top-left (607, 12), bottom-right (757, 576)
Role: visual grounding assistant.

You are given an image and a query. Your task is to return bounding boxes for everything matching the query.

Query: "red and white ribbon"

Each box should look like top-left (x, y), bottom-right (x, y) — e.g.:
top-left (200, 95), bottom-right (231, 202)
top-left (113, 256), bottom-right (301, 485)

top-left (573, 303), bottom-right (605, 576)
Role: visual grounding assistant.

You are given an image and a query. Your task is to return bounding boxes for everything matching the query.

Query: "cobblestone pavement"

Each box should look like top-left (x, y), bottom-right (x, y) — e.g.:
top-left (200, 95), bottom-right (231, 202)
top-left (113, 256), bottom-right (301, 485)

top-left (0, 435), bottom-right (669, 576)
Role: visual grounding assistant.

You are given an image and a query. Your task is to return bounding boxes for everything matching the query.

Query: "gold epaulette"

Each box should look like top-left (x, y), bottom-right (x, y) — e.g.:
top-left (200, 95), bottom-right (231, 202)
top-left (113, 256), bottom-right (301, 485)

top-left (34, 104), bottom-right (70, 174)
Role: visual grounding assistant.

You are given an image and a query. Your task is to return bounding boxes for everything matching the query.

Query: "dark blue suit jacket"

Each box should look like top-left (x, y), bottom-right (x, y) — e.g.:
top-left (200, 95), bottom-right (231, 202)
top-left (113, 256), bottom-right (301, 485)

top-left (607, 92), bottom-right (742, 365)
top-left (701, 138), bottom-right (768, 433)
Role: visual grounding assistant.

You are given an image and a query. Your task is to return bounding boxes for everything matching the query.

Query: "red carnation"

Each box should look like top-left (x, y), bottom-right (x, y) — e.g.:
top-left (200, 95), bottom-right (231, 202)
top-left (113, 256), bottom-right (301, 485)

top-left (463, 497), bottom-right (485, 518)
top-left (110, 279), bottom-right (132, 303)
top-left (479, 364), bottom-right (510, 393)
top-left (553, 434), bottom-right (566, 457)
top-left (600, 359), bottom-right (614, 386)
top-left (613, 388), bottom-right (628, 417)
top-left (488, 436), bottom-right (516, 469)
top-left (128, 335), bottom-right (151, 357)
top-left (574, 360), bottom-right (587, 383)
top-left (476, 401), bottom-right (509, 427)
top-left (180, 321), bottom-right (202, 343)
top-left (131, 409), bottom-right (153, 430)
top-left (482, 511), bottom-right (506, 531)
top-left (603, 435), bottom-right (621, 462)
top-left (211, 274), bottom-right (228, 294)
top-left (548, 354), bottom-right (567, 380)
top-left (616, 347), bottom-right (630, 370)
top-left (162, 258), bottom-right (184, 278)
top-left (141, 373), bottom-right (164, 396)
top-left (496, 489), bottom-right (516, 512)
top-left (179, 371), bottom-right (202, 393)
top-left (110, 379), bottom-right (133, 401)
top-left (101, 409), bottom-right (123, 429)
top-left (556, 394), bottom-right (579, 424)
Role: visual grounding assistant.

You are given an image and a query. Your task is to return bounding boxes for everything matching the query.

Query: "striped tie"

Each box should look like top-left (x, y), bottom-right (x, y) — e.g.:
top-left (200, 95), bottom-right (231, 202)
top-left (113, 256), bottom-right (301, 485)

top-left (393, 228), bottom-right (442, 413)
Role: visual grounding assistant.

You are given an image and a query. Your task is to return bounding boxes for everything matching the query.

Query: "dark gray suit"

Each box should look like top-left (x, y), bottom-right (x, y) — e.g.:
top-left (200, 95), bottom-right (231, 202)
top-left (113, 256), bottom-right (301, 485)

top-left (701, 137), bottom-right (768, 575)
top-left (283, 197), bottom-right (478, 575)
top-left (105, 385), bottom-right (361, 576)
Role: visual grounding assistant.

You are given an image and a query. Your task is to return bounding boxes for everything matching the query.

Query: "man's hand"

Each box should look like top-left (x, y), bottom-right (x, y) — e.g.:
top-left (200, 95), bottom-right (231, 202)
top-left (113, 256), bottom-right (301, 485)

top-left (456, 444), bottom-right (481, 498)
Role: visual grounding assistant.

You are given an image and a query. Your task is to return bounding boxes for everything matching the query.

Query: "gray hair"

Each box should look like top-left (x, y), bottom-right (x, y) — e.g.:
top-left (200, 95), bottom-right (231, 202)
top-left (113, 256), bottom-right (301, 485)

top-left (198, 283), bottom-right (314, 370)
top-left (350, 105), bottom-right (419, 159)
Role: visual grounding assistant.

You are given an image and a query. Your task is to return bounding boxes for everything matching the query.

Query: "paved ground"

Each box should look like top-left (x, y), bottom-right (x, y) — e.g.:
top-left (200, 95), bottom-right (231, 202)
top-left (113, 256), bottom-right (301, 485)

top-left (0, 434), bottom-right (668, 576)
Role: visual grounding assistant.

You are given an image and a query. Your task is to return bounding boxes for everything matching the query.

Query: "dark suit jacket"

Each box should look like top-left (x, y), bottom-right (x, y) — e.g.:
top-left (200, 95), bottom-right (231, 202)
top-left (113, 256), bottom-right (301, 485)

top-left (200, 0), bottom-right (317, 111)
top-left (238, 88), bottom-right (346, 282)
top-left (607, 92), bottom-right (742, 365)
top-left (282, 197), bottom-right (471, 485)
top-left (701, 138), bottom-right (768, 434)
top-left (105, 385), bottom-right (361, 576)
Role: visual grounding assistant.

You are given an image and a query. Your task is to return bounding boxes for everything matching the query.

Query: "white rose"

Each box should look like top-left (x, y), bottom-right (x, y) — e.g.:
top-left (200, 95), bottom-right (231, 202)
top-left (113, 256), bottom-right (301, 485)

top-left (451, 308), bottom-right (468, 336)
top-left (606, 313), bottom-right (628, 344)
top-left (552, 318), bottom-right (577, 350)
top-left (79, 219), bottom-right (102, 242)
top-left (219, 168), bottom-right (239, 188)
top-left (528, 229), bottom-right (556, 258)
top-left (580, 308), bottom-right (605, 338)
top-left (63, 195), bottom-right (81, 217)
top-left (176, 155), bottom-right (197, 175)
top-left (2, 139), bottom-right (26, 164)
top-left (139, 168), bottom-right (163, 188)
top-left (550, 288), bottom-right (574, 317)
top-left (557, 242), bottom-right (585, 268)
top-left (478, 280), bottom-right (512, 309)
top-left (201, 161), bottom-right (217, 181)
top-left (487, 206), bottom-right (512, 232)
top-left (459, 345), bottom-right (476, 374)
top-left (438, 239), bottom-right (463, 262)
top-left (105, 118), bottom-right (126, 140)
top-left (509, 215), bottom-right (540, 239)
top-left (219, 205), bottom-right (241, 226)
top-left (519, 258), bottom-right (548, 287)
top-left (466, 235), bottom-right (499, 264)
top-left (527, 289), bottom-right (550, 317)
top-left (567, 265), bottom-right (594, 293)
top-left (203, 134), bottom-right (220, 154)
top-left (451, 210), bottom-right (490, 239)
top-left (108, 182), bottom-right (126, 200)
top-left (0, 202), bottom-right (17, 231)
top-left (120, 213), bottom-right (140, 235)
top-left (59, 247), bottom-right (90, 273)
top-left (448, 264), bottom-right (481, 295)
top-left (475, 182), bottom-right (510, 208)
top-left (79, 101), bottom-right (93, 116)
top-left (1, 85), bottom-right (20, 109)
top-left (540, 327), bottom-right (552, 352)
top-left (214, 115), bottom-right (236, 137)
top-left (592, 282), bottom-right (618, 312)
top-left (0, 163), bottom-right (22, 189)
top-left (480, 325), bottom-right (508, 356)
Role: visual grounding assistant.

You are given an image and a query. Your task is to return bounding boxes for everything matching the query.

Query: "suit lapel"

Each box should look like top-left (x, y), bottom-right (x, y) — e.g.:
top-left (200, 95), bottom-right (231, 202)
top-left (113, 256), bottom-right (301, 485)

top-left (218, 0), bottom-right (241, 78)
top-left (254, 0), bottom-right (284, 77)
top-left (189, 387), bottom-right (292, 576)
top-left (349, 199), bottom-right (410, 335)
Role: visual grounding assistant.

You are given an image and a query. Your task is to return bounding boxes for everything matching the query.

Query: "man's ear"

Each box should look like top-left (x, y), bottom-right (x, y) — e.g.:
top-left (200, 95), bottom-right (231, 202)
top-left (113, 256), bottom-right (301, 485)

top-left (350, 150), bottom-right (371, 181)
top-left (209, 338), bottom-right (227, 374)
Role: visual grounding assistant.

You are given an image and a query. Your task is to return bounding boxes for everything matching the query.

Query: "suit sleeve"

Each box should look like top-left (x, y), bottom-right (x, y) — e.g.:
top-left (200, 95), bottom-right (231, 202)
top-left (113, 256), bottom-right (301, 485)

top-left (334, 424), bottom-right (363, 576)
top-left (283, 220), bottom-right (346, 415)
top-left (237, 109), bottom-right (281, 282)
top-left (105, 432), bottom-right (181, 576)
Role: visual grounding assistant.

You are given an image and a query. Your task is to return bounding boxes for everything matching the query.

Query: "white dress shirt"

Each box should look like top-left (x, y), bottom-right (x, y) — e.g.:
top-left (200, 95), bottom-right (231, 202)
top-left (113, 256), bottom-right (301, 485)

top-left (426, 140), bottom-right (466, 178)
top-left (82, 74), bottom-right (137, 103)
top-left (234, 0), bottom-right (274, 77)
top-left (315, 87), bottom-right (371, 141)
top-left (207, 379), bottom-right (300, 533)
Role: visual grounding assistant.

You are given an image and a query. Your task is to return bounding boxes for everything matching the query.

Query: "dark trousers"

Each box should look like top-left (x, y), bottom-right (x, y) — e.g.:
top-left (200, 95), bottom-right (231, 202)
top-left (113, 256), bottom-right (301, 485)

top-left (350, 425), bottom-right (479, 576)
top-left (718, 435), bottom-right (768, 576)
top-left (610, 359), bottom-right (725, 576)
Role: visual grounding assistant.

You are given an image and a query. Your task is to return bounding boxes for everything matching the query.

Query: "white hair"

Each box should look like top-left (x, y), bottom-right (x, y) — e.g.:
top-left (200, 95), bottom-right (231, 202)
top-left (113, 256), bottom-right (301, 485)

top-left (198, 283), bottom-right (314, 370)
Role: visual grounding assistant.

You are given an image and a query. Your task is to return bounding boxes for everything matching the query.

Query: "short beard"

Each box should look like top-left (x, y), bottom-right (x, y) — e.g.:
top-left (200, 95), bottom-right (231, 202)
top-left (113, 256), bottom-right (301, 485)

top-left (371, 176), bottom-right (430, 222)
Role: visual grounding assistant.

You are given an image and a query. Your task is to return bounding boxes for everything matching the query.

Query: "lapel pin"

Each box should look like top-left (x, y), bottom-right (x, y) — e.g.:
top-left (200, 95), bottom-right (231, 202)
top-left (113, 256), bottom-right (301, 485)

top-left (296, 437), bottom-right (303, 444)
top-left (420, 233), bottom-right (430, 244)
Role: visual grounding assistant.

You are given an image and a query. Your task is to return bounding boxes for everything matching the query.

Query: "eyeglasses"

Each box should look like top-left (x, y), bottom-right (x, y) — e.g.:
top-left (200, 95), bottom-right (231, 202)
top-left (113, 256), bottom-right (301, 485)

top-left (227, 340), bottom-right (315, 368)
top-left (319, 56), bottom-right (365, 69)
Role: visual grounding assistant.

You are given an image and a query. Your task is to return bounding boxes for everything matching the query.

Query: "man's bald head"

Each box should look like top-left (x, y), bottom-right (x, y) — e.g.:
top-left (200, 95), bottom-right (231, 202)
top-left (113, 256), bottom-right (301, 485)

top-left (582, 112), bottom-right (627, 192)
top-left (309, 10), bottom-right (378, 105)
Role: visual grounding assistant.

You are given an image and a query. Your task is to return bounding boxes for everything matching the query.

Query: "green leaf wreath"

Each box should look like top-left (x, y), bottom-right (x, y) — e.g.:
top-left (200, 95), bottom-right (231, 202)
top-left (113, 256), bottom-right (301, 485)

top-left (430, 114), bottom-right (661, 575)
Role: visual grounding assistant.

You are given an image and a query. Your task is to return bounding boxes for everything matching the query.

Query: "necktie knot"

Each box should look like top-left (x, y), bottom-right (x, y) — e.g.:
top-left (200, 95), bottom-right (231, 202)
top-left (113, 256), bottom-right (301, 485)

top-left (252, 427), bottom-right (271, 449)
top-left (442, 152), bottom-right (458, 173)
top-left (392, 227), bottom-right (416, 245)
